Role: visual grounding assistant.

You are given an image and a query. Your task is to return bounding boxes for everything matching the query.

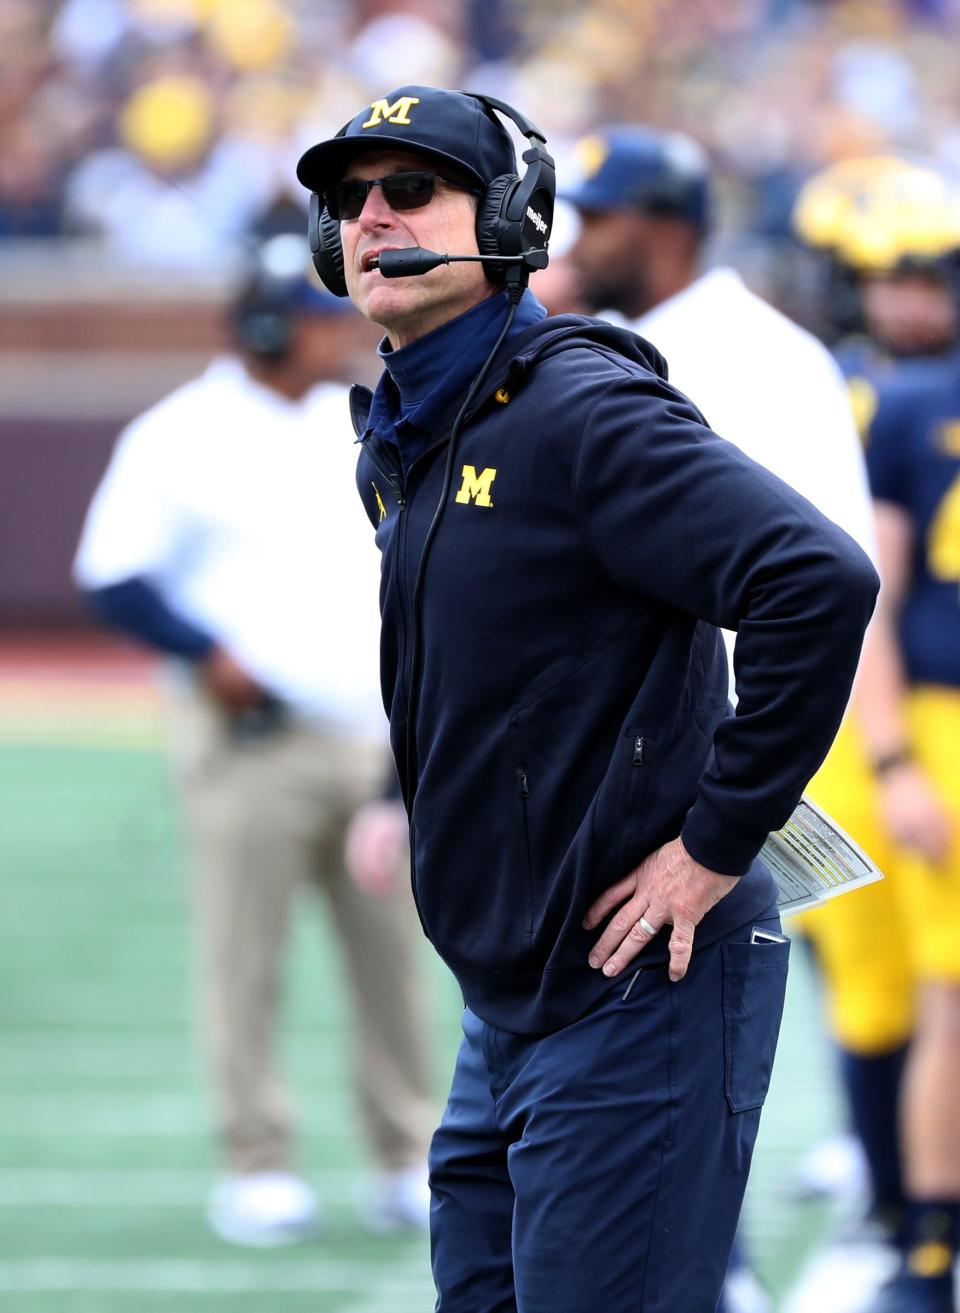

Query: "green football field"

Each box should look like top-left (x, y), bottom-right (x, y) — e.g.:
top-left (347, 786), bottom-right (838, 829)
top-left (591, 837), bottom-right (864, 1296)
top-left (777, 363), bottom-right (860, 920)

top-left (0, 702), bottom-right (840, 1311)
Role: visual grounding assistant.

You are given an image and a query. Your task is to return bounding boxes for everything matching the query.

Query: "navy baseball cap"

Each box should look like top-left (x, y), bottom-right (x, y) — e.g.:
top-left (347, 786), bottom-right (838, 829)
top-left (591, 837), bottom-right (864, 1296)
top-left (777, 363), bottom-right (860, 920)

top-left (561, 127), bottom-right (711, 230)
top-left (295, 85), bottom-right (516, 197)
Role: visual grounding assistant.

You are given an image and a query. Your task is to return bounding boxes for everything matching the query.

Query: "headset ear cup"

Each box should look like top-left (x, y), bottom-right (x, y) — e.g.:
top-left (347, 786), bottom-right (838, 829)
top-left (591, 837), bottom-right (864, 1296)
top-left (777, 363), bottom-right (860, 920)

top-left (309, 196), bottom-right (349, 297)
top-left (233, 309), bottom-right (291, 360)
top-left (476, 174), bottom-right (518, 279)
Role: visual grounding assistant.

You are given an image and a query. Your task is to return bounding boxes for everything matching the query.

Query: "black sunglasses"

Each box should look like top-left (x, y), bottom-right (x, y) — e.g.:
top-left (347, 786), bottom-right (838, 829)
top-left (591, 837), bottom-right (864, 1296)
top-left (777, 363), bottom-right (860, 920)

top-left (323, 170), bottom-right (481, 221)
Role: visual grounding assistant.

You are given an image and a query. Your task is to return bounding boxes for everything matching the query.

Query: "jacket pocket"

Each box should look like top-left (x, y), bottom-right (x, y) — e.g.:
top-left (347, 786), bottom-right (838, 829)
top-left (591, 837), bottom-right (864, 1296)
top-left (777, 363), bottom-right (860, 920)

top-left (721, 938), bottom-right (790, 1113)
top-left (615, 727), bottom-right (656, 875)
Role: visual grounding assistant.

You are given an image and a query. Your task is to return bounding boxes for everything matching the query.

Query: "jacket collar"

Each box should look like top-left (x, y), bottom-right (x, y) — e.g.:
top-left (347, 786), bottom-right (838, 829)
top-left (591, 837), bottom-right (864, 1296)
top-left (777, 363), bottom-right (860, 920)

top-left (349, 312), bottom-right (671, 440)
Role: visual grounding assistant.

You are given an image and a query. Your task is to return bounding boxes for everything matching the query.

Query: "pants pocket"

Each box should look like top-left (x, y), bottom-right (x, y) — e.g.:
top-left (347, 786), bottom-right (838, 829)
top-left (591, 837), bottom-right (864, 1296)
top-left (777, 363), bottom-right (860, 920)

top-left (721, 937), bottom-right (790, 1113)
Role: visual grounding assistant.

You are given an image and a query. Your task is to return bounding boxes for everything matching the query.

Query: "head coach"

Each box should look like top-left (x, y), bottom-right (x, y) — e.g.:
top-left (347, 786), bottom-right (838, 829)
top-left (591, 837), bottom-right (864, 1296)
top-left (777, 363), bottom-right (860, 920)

top-left (296, 86), bottom-right (879, 1312)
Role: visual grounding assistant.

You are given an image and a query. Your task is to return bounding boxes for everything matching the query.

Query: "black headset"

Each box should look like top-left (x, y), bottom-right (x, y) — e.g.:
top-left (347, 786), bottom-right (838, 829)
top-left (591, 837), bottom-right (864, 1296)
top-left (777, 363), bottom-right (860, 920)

top-left (230, 295), bottom-right (296, 360)
top-left (307, 92), bottom-right (556, 297)
top-left (230, 235), bottom-right (307, 361)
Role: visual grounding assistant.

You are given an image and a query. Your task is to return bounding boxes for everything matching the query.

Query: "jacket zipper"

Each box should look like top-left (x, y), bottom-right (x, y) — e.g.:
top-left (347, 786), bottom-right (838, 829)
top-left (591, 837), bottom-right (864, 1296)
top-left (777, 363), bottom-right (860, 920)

top-left (361, 432), bottom-right (438, 934)
top-left (361, 433), bottom-right (405, 507)
top-left (397, 378), bottom-right (511, 796)
top-left (360, 431), bottom-right (414, 783)
top-left (509, 722), bottom-right (535, 940)
top-left (395, 354), bottom-right (524, 804)
top-left (517, 765), bottom-right (534, 940)
top-left (360, 376), bottom-right (517, 926)
top-left (395, 424), bottom-right (466, 803)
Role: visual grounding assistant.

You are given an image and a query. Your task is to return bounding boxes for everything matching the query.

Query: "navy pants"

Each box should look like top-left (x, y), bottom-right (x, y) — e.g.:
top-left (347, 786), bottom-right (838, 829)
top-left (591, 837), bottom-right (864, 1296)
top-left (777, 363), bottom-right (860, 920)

top-left (429, 918), bottom-right (789, 1313)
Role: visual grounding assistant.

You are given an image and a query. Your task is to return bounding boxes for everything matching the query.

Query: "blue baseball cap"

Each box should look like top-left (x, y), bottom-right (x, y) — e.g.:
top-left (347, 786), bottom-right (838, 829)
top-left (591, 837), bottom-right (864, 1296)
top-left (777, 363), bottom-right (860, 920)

top-left (562, 127), bottom-right (711, 230)
top-left (296, 85), bottom-right (516, 197)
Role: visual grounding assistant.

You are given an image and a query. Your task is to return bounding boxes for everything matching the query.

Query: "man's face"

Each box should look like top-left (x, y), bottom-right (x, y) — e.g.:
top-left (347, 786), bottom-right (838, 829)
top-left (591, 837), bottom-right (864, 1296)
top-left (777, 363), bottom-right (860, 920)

top-left (568, 208), bottom-right (656, 316)
top-left (338, 149), bottom-right (492, 348)
top-left (859, 269), bottom-right (958, 356)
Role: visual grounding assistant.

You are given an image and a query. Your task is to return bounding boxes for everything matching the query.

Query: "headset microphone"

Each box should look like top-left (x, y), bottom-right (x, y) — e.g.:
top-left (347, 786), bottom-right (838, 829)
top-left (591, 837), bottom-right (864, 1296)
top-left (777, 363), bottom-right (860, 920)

top-left (375, 247), bottom-right (549, 277)
top-left (301, 90), bottom-right (555, 298)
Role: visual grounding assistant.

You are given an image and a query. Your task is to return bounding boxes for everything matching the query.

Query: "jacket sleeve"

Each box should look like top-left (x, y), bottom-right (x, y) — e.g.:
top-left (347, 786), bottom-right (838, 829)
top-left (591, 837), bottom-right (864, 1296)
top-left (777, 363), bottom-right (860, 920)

top-left (573, 371), bottom-right (880, 876)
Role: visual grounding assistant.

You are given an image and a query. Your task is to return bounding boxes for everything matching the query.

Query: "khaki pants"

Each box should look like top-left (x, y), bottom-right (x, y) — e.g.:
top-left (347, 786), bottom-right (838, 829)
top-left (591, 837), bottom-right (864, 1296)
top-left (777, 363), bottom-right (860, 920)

top-left (165, 683), bottom-right (434, 1175)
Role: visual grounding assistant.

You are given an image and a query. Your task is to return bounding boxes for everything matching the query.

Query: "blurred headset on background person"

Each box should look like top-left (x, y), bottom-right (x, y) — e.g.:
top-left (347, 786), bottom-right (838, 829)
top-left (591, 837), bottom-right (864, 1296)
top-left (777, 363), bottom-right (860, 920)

top-left (229, 233), bottom-right (352, 361)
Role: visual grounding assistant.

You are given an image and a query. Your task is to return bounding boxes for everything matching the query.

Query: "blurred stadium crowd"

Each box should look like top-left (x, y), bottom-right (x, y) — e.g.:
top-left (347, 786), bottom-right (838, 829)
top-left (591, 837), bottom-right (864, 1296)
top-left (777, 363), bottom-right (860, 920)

top-left (5, 0), bottom-right (960, 282)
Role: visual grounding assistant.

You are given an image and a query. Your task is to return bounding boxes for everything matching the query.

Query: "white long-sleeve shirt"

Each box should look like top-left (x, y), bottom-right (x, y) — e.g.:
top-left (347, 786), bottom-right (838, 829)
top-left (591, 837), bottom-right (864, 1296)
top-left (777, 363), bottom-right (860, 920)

top-left (74, 356), bottom-right (386, 737)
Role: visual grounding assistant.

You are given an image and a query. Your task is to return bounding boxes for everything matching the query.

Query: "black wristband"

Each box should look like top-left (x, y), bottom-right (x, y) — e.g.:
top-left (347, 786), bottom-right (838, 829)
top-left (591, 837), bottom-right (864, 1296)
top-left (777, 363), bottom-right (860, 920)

top-left (872, 747), bottom-right (914, 777)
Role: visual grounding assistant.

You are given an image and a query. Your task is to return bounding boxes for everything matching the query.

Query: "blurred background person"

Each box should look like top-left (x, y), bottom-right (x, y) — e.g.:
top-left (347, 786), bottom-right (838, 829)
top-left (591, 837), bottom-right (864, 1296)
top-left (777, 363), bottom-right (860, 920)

top-left (853, 243), bottom-right (960, 1313)
top-left (71, 235), bottom-right (434, 1247)
top-left (788, 160), bottom-right (960, 1313)
top-left (793, 156), bottom-right (960, 440)
top-left (776, 159), bottom-right (960, 1313)
top-left (562, 125), bottom-right (876, 560)
top-left (562, 123), bottom-right (878, 1313)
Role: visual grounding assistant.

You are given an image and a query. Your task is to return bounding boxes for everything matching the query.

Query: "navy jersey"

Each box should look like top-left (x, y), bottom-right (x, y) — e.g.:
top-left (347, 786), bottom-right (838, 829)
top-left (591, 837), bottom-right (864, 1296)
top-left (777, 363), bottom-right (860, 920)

top-left (834, 336), bottom-right (894, 441)
top-left (866, 355), bottom-right (960, 689)
top-left (833, 336), bottom-right (894, 384)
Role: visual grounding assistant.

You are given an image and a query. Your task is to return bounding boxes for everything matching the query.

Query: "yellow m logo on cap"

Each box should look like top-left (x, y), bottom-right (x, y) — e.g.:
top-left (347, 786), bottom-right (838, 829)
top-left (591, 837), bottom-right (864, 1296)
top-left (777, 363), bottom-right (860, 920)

top-left (937, 420), bottom-right (960, 457)
top-left (455, 465), bottom-right (497, 508)
top-left (362, 96), bottom-right (421, 128)
top-left (576, 134), bottom-right (610, 179)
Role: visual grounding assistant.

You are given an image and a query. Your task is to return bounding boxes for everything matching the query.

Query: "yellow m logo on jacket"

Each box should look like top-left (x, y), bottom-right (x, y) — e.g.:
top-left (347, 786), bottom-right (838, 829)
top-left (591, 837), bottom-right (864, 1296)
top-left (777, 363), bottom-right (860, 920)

top-left (362, 97), bottom-right (421, 128)
top-left (455, 465), bottom-right (497, 508)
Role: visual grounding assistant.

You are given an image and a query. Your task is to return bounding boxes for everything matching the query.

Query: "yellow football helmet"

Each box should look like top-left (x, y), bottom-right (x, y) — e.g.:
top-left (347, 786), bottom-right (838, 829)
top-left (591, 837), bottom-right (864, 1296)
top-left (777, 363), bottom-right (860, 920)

top-left (794, 156), bottom-right (960, 274)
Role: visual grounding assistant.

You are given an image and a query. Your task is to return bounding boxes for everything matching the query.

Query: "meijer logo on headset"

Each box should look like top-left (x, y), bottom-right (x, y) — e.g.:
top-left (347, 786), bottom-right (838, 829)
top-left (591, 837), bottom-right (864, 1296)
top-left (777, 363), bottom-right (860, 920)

top-left (362, 97), bottom-right (421, 128)
top-left (526, 206), bottom-right (548, 235)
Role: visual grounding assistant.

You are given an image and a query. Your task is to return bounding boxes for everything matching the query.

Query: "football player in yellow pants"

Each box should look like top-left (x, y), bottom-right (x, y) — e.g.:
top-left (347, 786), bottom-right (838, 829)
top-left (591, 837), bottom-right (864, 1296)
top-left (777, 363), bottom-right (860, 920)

top-left (809, 377), bottom-right (960, 1312)
top-left (792, 160), bottom-right (960, 1311)
top-left (802, 724), bottom-right (914, 1229)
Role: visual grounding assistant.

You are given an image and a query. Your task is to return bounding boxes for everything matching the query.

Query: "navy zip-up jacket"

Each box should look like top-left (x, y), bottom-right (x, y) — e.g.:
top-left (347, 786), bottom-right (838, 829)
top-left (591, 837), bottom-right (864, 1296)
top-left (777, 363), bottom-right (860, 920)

top-left (352, 311), bottom-right (879, 1033)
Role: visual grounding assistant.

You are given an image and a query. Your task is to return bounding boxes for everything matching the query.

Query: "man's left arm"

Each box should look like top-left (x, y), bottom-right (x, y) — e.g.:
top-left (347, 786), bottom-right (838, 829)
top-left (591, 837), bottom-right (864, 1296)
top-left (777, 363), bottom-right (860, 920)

top-left (573, 373), bottom-right (880, 977)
